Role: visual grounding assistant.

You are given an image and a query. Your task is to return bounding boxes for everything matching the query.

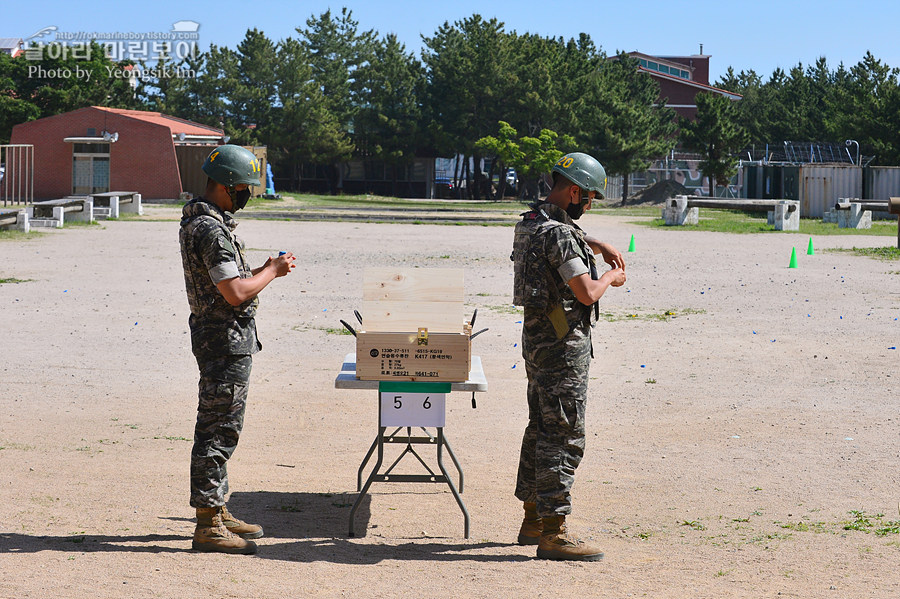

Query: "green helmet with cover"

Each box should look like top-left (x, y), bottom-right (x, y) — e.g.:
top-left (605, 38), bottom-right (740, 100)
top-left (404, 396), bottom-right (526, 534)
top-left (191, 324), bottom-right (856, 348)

top-left (202, 145), bottom-right (262, 187)
top-left (551, 152), bottom-right (607, 199)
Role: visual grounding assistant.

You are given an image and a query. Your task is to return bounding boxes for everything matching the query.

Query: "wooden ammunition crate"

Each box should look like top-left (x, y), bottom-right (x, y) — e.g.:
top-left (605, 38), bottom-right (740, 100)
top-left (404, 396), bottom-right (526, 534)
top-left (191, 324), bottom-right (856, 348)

top-left (355, 331), bottom-right (471, 382)
top-left (354, 267), bottom-right (471, 381)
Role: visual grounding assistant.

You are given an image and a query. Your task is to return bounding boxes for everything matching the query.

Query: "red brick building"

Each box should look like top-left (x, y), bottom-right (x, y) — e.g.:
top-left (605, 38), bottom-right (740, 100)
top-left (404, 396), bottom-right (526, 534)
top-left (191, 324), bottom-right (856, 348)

top-left (10, 106), bottom-right (226, 200)
top-left (625, 51), bottom-right (741, 120)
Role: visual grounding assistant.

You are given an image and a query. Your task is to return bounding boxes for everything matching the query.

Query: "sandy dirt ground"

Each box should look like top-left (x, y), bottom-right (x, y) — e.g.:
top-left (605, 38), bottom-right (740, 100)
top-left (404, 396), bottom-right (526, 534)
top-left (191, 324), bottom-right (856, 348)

top-left (1, 205), bottom-right (899, 598)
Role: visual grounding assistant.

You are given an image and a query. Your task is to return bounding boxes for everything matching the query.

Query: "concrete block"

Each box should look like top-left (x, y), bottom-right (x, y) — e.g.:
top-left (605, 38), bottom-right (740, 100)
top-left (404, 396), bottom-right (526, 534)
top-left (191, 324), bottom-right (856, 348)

top-left (30, 218), bottom-right (62, 228)
top-left (128, 193), bottom-right (142, 216)
top-left (108, 196), bottom-right (120, 219)
top-left (837, 203), bottom-right (872, 229)
top-left (767, 210), bottom-right (774, 225)
top-left (17, 210), bottom-right (29, 233)
top-left (664, 197), bottom-right (699, 226)
top-left (66, 198), bottom-right (94, 224)
top-left (774, 201), bottom-right (800, 231)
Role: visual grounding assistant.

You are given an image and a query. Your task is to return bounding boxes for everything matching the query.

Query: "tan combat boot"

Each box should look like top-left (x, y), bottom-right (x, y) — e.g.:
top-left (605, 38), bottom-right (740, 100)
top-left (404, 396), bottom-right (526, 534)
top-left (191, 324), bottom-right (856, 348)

top-left (517, 502), bottom-right (542, 545)
top-left (192, 507), bottom-right (258, 555)
top-left (221, 505), bottom-right (264, 539)
top-left (536, 515), bottom-right (603, 561)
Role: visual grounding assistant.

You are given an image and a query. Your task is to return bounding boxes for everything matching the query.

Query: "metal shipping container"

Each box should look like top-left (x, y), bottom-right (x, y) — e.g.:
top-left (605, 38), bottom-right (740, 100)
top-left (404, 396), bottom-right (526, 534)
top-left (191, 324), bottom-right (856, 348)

top-left (799, 165), bottom-right (861, 218)
top-left (864, 166), bottom-right (900, 201)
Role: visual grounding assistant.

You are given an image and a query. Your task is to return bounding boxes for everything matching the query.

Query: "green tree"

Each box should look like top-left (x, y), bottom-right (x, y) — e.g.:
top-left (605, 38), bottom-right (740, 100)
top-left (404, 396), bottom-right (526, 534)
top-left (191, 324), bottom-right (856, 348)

top-left (270, 36), bottom-right (352, 190)
top-left (297, 8), bottom-right (375, 192)
top-left (827, 52), bottom-right (900, 165)
top-left (227, 29), bottom-right (279, 145)
top-left (355, 34), bottom-right (425, 196)
top-left (422, 15), bottom-right (512, 199)
top-left (476, 121), bottom-right (574, 201)
top-left (0, 41), bottom-right (139, 142)
top-left (679, 92), bottom-right (749, 196)
top-left (585, 53), bottom-right (678, 202)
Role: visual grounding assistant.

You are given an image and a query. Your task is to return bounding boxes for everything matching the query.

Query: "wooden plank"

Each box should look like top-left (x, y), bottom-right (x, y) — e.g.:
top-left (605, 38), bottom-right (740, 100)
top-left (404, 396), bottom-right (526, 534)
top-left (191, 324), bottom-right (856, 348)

top-left (890, 197), bottom-right (900, 215)
top-left (363, 267), bottom-right (464, 302)
top-left (362, 300), bottom-right (463, 333)
top-left (361, 267), bottom-right (464, 332)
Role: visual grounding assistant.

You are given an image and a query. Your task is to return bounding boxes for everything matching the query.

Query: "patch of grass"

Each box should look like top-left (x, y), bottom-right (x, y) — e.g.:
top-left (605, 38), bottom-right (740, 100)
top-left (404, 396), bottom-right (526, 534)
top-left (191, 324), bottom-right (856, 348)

top-left (638, 210), bottom-right (898, 236)
top-left (288, 193), bottom-right (525, 214)
top-left (843, 510), bottom-right (877, 531)
top-left (600, 307), bottom-right (705, 322)
top-left (323, 327), bottom-right (354, 335)
top-left (486, 304), bottom-right (523, 315)
top-left (0, 442), bottom-right (35, 451)
top-left (0, 277), bottom-right (31, 284)
top-left (645, 378), bottom-right (657, 384)
top-left (680, 520), bottom-right (705, 531)
top-left (153, 435), bottom-right (190, 442)
top-left (841, 510), bottom-right (900, 535)
top-left (778, 520), bottom-right (827, 533)
top-left (826, 246), bottom-right (900, 261)
top-left (0, 229), bottom-right (43, 241)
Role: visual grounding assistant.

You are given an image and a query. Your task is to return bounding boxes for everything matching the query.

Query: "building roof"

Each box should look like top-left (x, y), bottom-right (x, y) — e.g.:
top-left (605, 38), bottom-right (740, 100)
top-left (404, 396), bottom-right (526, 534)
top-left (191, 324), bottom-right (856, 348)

top-left (0, 38), bottom-right (23, 55)
top-left (92, 106), bottom-right (224, 137)
top-left (639, 67), bottom-right (742, 100)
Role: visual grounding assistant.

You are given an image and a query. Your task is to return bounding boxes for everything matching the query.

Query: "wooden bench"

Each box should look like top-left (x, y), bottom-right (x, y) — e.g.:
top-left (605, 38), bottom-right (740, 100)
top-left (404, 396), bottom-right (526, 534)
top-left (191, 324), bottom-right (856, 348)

top-left (27, 197), bottom-right (93, 227)
top-left (90, 191), bottom-right (142, 219)
top-left (664, 196), bottom-right (800, 231)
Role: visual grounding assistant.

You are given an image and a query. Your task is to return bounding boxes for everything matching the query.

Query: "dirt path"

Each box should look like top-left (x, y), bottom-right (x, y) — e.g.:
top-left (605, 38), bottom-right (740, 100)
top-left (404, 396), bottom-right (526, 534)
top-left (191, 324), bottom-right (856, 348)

top-left (1, 210), bottom-right (898, 598)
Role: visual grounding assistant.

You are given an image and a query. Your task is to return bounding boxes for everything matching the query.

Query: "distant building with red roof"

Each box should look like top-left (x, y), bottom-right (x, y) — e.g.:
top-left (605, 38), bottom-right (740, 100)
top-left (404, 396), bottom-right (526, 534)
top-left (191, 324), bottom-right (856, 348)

top-left (9, 106), bottom-right (265, 200)
top-left (621, 51), bottom-right (741, 120)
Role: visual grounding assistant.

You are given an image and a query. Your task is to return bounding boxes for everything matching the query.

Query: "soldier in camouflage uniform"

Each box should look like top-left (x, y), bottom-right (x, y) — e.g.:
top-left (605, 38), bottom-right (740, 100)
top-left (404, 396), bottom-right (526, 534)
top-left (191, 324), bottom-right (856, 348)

top-left (179, 145), bottom-right (296, 555)
top-left (511, 152), bottom-right (626, 561)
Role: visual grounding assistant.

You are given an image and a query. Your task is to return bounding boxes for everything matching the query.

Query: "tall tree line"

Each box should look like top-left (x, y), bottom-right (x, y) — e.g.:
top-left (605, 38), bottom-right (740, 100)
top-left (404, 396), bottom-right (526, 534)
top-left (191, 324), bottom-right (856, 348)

top-left (5, 9), bottom-right (900, 196)
top-left (716, 52), bottom-right (900, 166)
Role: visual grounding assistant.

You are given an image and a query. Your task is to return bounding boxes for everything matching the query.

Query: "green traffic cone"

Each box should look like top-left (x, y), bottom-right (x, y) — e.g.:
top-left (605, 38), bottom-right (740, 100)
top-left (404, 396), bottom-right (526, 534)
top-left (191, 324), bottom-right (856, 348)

top-left (807, 237), bottom-right (815, 256)
top-left (628, 234), bottom-right (635, 252)
top-left (789, 247), bottom-right (798, 268)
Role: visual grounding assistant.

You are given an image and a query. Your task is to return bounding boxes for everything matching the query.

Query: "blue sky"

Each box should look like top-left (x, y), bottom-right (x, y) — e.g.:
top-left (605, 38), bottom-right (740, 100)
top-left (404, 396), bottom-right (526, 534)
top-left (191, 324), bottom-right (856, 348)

top-left (8, 0), bottom-right (900, 84)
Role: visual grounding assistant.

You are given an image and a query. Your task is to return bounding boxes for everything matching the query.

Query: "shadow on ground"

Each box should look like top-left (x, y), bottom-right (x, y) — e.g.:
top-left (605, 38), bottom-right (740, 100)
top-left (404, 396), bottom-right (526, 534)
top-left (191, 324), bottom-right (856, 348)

top-left (232, 490), bottom-right (529, 564)
top-left (0, 491), bottom-right (528, 563)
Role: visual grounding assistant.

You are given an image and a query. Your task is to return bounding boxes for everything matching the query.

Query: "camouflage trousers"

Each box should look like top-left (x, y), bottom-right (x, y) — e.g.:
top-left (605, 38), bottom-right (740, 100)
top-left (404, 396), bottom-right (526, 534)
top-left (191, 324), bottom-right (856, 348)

top-left (189, 354), bottom-right (252, 508)
top-left (514, 339), bottom-right (590, 518)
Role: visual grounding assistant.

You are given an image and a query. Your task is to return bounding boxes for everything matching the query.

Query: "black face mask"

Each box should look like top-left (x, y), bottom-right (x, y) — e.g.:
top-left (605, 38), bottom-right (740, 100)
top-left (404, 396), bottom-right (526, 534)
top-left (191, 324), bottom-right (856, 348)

top-left (228, 187), bottom-right (252, 211)
top-left (565, 199), bottom-right (586, 220)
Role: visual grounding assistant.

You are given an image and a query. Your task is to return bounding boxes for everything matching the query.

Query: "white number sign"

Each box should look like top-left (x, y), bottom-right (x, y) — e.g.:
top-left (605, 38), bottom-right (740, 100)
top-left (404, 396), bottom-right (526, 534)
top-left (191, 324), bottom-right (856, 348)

top-left (380, 392), bottom-right (446, 427)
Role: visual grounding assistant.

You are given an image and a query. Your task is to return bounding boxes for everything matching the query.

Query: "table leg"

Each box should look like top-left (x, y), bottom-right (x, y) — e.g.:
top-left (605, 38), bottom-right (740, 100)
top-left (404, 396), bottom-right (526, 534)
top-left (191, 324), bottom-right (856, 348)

top-left (349, 425), bottom-right (385, 537)
top-left (436, 428), bottom-right (469, 539)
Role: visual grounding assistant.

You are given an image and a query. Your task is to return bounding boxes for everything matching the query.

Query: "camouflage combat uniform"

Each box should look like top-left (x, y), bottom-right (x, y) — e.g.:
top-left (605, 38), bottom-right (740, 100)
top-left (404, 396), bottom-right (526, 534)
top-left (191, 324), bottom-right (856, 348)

top-left (179, 199), bottom-right (261, 508)
top-left (511, 202), bottom-right (598, 518)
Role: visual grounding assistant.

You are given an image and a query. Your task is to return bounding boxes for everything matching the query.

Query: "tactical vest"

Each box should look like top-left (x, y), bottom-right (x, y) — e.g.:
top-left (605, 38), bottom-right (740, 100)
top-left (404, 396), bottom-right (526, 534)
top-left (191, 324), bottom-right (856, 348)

top-left (511, 205), bottom-right (599, 333)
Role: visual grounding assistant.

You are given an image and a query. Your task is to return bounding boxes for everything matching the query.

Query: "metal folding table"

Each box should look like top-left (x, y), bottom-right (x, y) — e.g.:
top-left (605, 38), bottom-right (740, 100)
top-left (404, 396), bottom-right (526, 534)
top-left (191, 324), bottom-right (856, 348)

top-left (334, 353), bottom-right (488, 538)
